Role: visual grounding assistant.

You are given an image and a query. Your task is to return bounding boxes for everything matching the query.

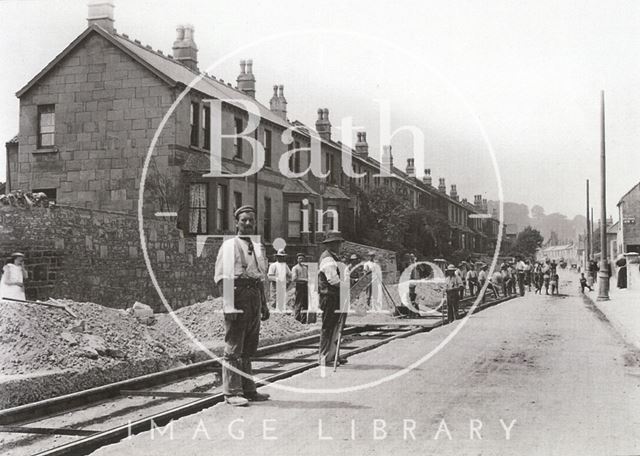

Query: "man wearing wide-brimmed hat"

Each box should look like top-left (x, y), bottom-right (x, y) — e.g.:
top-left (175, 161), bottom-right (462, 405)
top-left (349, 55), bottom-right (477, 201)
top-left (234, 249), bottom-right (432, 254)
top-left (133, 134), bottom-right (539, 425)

top-left (445, 264), bottom-right (463, 323)
top-left (214, 205), bottom-right (270, 406)
top-left (267, 248), bottom-right (291, 311)
top-left (317, 231), bottom-right (347, 366)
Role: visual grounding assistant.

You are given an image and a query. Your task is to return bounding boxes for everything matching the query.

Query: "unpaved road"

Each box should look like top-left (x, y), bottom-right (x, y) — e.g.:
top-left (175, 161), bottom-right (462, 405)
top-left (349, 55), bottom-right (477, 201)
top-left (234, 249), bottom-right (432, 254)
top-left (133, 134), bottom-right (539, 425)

top-left (94, 284), bottom-right (640, 456)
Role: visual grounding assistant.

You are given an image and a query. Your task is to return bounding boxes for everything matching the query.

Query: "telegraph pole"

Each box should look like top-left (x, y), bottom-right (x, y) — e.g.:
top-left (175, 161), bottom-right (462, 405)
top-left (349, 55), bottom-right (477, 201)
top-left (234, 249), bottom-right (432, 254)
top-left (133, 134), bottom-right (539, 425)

top-left (597, 91), bottom-right (610, 300)
top-left (586, 179), bottom-right (591, 271)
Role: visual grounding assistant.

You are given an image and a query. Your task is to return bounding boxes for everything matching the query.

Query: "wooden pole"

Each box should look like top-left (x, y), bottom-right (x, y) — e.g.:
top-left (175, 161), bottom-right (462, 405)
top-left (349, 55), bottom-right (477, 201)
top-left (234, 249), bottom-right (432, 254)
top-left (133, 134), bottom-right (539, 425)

top-left (586, 179), bottom-right (591, 268)
top-left (597, 90), bottom-right (610, 300)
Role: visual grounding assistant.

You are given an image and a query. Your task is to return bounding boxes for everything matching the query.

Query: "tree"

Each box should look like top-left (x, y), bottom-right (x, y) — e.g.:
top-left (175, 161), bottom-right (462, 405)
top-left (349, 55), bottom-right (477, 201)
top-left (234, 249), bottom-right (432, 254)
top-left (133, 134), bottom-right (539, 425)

top-left (356, 188), bottom-right (452, 258)
top-left (403, 207), bottom-right (452, 258)
top-left (356, 187), bottom-right (411, 252)
top-left (509, 226), bottom-right (544, 258)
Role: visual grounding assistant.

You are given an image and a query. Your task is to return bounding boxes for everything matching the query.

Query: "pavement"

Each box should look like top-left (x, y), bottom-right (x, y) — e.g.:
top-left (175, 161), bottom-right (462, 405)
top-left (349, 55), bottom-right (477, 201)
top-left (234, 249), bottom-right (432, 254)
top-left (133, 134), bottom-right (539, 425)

top-left (579, 270), bottom-right (640, 351)
top-left (93, 281), bottom-right (640, 456)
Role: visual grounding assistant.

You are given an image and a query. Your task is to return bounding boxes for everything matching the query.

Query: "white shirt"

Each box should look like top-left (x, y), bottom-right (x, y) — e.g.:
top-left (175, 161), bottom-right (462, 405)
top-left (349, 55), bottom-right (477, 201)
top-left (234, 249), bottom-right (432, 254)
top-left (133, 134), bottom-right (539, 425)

top-left (268, 262), bottom-right (291, 282)
top-left (320, 252), bottom-right (341, 286)
top-left (363, 260), bottom-right (381, 281)
top-left (516, 261), bottom-right (526, 271)
top-left (445, 275), bottom-right (462, 290)
top-left (478, 270), bottom-right (487, 281)
top-left (214, 236), bottom-right (267, 283)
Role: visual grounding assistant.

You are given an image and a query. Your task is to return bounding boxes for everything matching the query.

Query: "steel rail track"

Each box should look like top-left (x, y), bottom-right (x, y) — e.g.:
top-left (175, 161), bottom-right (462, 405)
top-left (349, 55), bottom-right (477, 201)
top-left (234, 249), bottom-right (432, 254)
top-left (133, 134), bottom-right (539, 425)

top-left (0, 294), bottom-right (516, 456)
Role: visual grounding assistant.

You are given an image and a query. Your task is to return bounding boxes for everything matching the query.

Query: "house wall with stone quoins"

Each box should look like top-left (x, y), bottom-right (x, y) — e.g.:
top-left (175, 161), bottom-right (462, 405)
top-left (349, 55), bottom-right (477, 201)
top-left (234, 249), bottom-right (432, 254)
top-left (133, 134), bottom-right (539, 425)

top-left (618, 183), bottom-right (640, 254)
top-left (15, 33), bottom-right (177, 213)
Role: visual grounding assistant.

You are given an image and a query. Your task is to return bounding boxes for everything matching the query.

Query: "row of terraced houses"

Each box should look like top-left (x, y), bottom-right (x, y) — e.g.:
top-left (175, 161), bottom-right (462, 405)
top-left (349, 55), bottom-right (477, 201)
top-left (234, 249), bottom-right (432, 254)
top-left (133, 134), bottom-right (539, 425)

top-left (5, 1), bottom-right (502, 258)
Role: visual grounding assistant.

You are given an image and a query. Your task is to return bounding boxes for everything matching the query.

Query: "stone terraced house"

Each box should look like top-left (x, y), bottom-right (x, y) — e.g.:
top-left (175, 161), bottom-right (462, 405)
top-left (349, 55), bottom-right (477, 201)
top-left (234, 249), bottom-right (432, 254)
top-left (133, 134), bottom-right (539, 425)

top-left (5, 1), bottom-right (502, 256)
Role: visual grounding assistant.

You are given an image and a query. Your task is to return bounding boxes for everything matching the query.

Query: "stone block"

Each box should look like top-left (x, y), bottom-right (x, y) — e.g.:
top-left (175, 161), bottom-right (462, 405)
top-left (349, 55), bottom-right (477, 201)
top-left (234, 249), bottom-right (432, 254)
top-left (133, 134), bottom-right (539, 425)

top-left (124, 108), bottom-right (145, 120)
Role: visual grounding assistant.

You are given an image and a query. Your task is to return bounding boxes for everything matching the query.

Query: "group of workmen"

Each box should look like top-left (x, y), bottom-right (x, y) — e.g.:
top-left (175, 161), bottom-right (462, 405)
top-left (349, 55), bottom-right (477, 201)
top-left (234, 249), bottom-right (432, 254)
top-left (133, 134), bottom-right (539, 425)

top-left (214, 205), bottom-right (377, 407)
top-left (443, 257), bottom-right (562, 322)
top-left (213, 205), bottom-right (565, 406)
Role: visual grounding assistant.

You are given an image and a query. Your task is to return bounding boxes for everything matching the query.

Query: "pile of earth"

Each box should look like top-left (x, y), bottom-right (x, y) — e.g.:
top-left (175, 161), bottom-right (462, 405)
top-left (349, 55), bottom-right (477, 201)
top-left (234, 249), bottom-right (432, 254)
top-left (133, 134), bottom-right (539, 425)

top-left (0, 299), bottom-right (183, 376)
top-left (154, 296), bottom-right (312, 354)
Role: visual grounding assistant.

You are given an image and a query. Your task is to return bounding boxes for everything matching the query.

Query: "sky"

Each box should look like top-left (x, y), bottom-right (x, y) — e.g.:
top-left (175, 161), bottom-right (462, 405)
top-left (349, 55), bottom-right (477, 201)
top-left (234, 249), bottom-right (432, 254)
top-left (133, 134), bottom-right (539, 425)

top-left (1, 0), bottom-right (639, 222)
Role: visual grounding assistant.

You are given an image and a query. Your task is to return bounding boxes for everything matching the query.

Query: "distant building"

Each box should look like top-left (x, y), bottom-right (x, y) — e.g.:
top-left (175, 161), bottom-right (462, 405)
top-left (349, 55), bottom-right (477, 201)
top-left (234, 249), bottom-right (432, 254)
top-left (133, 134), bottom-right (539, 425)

top-left (537, 243), bottom-right (578, 264)
top-left (617, 182), bottom-right (640, 254)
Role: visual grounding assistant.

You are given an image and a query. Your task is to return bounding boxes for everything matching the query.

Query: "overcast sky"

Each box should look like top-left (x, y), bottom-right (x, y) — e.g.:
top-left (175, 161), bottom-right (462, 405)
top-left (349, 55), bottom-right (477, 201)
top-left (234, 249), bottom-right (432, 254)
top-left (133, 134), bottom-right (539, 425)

top-left (1, 0), bottom-right (639, 222)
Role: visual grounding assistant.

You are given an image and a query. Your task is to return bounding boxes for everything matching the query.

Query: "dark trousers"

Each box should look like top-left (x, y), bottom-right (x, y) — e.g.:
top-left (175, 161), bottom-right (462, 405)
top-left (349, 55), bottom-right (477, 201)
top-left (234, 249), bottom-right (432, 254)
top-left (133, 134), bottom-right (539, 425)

top-left (468, 279), bottom-right (478, 296)
top-left (222, 287), bottom-right (261, 396)
top-left (446, 289), bottom-right (460, 323)
top-left (294, 283), bottom-right (309, 324)
top-left (319, 293), bottom-right (344, 364)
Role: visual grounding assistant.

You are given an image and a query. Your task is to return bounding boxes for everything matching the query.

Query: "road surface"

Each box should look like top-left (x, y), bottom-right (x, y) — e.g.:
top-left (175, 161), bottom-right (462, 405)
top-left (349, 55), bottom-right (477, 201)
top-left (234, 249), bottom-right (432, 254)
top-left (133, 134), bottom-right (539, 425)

top-left (94, 282), bottom-right (640, 456)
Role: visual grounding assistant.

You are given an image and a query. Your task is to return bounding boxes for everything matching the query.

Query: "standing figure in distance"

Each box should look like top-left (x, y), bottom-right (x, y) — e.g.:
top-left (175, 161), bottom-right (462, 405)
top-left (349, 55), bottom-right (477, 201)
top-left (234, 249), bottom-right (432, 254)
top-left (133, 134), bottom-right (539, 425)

top-left (0, 253), bottom-right (28, 301)
top-left (318, 232), bottom-right (347, 367)
top-left (291, 253), bottom-right (309, 324)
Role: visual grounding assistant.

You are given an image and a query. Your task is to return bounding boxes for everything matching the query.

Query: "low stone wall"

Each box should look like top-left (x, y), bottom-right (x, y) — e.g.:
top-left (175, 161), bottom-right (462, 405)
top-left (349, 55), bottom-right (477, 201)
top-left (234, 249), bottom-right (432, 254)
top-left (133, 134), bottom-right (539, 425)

top-left (0, 205), bottom-right (397, 310)
top-left (0, 204), bottom-right (219, 312)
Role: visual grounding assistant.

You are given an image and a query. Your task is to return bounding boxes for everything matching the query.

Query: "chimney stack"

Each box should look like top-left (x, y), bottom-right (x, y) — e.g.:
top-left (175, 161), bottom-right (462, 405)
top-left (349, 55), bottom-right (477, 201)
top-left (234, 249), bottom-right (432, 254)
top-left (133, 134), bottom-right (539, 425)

top-left (406, 158), bottom-right (415, 177)
top-left (269, 85), bottom-right (287, 119)
top-left (236, 59), bottom-right (256, 98)
top-left (87, 0), bottom-right (115, 32)
top-left (315, 108), bottom-right (331, 140)
top-left (381, 145), bottom-right (393, 171)
top-left (355, 132), bottom-right (369, 157)
top-left (482, 198), bottom-right (488, 214)
top-left (172, 24), bottom-right (198, 71)
top-left (450, 184), bottom-right (459, 201)
top-left (438, 178), bottom-right (446, 193)
top-left (423, 169), bottom-right (432, 186)
top-left (474, 195), bottom-right (483, 211)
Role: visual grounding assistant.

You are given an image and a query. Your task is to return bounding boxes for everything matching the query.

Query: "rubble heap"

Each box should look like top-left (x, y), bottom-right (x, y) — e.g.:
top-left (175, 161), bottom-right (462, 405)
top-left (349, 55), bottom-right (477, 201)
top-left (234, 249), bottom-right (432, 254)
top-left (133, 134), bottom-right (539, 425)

top-left (0, 190), bottom-right (52, 208)
top-left (0, 299), bottom-right (183, 376)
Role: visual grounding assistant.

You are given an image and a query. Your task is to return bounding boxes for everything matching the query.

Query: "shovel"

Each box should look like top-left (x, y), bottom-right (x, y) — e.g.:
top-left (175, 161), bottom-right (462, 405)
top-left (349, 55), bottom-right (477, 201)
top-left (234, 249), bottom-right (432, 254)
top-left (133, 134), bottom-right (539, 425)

top-left (2, 296), bottom-right (78, 318)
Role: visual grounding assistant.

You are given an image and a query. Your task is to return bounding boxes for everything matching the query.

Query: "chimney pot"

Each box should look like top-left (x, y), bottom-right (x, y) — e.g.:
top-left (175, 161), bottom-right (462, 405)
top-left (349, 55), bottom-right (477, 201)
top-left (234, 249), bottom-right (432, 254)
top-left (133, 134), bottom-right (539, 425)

top-left (236, 58), bottom-right (256, 97)
top-left (355, 130), bottom-right (369, 156)
top-left (316, 108), bottom-right (331, 140)
top-left (270, 85), bottom-right (287, 119)
top-left (172, 23), bottom-right (198, 70)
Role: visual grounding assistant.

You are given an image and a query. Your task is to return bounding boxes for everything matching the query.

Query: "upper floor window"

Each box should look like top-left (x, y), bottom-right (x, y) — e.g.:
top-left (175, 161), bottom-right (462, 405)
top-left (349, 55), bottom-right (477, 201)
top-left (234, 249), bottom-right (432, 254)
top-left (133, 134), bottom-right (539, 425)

top-left (234, 117), bottom-right (243, 159)
top-left (264, 196), bottom-right (272, 241)
top-left (202, 105), bottom-right (211, 150)
top-left (37, 105), bottom-right (55, 148)
top-left (264, 129), bottom-right (272, 168)
top-left (288, 140), bottom-right (301, 174)
top-left (190, 102), bottom-right (199, 147)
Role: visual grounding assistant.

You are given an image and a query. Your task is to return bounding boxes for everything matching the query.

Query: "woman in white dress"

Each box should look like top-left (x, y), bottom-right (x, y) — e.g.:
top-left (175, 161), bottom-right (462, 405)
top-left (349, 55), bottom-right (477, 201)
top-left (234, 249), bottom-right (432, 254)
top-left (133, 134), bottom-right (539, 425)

top-left (0, 253), bottom-right (28, 301)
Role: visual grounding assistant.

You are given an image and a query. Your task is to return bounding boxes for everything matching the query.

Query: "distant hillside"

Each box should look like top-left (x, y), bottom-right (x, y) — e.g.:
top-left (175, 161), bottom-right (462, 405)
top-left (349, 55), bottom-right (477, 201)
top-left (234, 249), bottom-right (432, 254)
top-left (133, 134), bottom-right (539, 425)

top-left (487, 201), bottom-right (586, 245)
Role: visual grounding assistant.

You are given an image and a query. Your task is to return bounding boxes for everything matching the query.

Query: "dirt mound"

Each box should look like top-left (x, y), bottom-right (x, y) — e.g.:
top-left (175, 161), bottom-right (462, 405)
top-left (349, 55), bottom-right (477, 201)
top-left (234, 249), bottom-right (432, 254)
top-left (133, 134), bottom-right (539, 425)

top-left (155, 296), bottom-right (312, 351)
top-left (0, 299), bottom-right (183, 376)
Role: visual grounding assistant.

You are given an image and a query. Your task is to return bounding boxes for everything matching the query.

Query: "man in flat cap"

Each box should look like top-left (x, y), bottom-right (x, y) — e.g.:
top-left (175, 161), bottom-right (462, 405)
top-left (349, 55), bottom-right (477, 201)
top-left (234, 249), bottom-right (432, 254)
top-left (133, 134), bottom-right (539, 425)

top-left (317, 231), bottom-right (347, 366)
top-left (214, 205), bottom-right (270, 406)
